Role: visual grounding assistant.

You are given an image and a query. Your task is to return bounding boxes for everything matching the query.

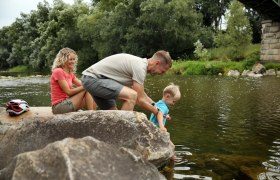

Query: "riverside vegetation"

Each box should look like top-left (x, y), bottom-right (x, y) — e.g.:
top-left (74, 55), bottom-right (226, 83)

top-left (0, 0), bottom-right (270, 76)
top-left (5, 44), bottom-right (280, 77)
top-left (169, 44), bottom-right (280, 76)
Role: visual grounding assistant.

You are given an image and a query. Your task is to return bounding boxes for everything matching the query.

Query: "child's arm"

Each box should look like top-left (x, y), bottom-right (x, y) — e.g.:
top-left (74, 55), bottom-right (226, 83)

top-left (157, 111), bottom-right (167, 132)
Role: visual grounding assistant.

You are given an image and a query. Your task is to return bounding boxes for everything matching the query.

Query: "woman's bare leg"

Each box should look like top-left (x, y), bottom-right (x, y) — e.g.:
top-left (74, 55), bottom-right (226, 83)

top-left (85, 92), bottom-right (97, 110)
top-left (70, 91), bottom-right (97, 111)
top-left (69, 90), bottom-right (87, 110)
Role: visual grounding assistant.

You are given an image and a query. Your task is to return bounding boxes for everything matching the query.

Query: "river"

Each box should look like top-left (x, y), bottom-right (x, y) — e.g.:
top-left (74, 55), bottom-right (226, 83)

top-left (0, 74), bottom-right (280, 179)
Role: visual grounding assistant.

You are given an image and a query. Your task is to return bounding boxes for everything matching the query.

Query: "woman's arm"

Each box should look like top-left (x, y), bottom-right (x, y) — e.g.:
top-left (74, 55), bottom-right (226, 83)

top-left (58, 79), bottom-right (84, 97)
top-left (72, 77), bottom-right (82, 87)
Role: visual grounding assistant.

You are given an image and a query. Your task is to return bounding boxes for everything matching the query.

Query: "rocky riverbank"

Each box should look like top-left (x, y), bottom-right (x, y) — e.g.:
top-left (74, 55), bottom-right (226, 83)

top-left (0, 109), bottom-right (173, 179)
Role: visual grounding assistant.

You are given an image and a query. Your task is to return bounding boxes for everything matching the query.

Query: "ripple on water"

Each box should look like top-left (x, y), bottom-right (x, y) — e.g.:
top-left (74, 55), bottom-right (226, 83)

top-left (0, 76), bottom-right (49, 87)
top-left (172, 145), bottom-right (212, 180)
top-left (259, 139), bottom-right (280, 179)
top-left (174, 174), bottom-right (212, 180)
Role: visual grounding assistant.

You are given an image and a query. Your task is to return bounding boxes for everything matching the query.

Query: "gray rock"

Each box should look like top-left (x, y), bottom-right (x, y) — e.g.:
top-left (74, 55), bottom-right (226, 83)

top-left (247, 71), bottom-right (263, 77)
top-left (264, 69), bottom-right (276, 76)
top-left (252, 63), bottom-right (266, 74)
top-left (0, 136), bottom-right (165, 180)
top-left (227, 70), bottom-right (240, 77)
top-left (241, 70), bottom-right (250, 76)
top-left (0, 111), bottom-right (173, 170)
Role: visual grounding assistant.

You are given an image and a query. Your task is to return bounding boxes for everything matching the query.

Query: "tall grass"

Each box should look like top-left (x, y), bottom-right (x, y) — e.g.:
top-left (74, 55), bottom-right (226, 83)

top-left (8, 65), bottom-right (30, 73)
top-left (169, 60), bottom-right (245, 75)
top-left (169, 44), bottom-right (280, 76)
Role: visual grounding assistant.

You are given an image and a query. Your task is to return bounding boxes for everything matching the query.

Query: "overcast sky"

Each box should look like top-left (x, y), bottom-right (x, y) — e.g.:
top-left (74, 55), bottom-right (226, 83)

top-left (0, 0), bottom-right (91, 28)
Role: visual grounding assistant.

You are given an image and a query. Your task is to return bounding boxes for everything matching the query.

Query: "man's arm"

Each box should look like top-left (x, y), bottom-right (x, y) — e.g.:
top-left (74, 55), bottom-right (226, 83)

top-left (132, 81), bottom-right (158, 114)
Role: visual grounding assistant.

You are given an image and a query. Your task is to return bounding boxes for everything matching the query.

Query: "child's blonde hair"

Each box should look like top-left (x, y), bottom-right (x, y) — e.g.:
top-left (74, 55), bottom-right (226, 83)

top-left (51, 47), bottom-right (78, 72)
top-left (163, 83), bottom-right (181, 101)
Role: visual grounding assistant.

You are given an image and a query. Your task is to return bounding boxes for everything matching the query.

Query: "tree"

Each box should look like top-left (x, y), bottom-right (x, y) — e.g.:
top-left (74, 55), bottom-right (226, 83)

top-left (214, 0), bottom-right (252, 60)
top-left (245, 7), bottom-right (261, 44)
top-left (122, 0), bottom-right (212, 58)
top-left (0, 0), bottom-right (219, 71)
top-left (0, 27), bottom-right (11, 69)
top-left (30, 0), bottom-right (90, 71)
top-left (194, 0), bottom-right (231, 30)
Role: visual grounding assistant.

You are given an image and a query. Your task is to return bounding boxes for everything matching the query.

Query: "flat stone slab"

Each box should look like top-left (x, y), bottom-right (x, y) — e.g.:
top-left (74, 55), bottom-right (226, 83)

top-left (0, 107), bottom-right (52, 124)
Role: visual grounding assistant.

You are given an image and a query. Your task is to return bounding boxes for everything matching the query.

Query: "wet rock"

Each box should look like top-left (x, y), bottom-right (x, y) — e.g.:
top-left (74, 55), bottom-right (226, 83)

top-left (0, 136), bottom-right (165, 180)
top-left (252, 63), bottom-right (266, 74)
top-left (0, 110), bottom-right (173, 170)
top-left (227, 70), bottom-right (240, 77)
top-left (264, 69), bottom-right (276, 76)
top-left (247, 71), bottom-right (263, 77)
top-left (239, 166), bottom-right (266, 180)
top-left (242, 70), bottom-right (251, 76)
top-left (175, 153), bottom-right (266, 179)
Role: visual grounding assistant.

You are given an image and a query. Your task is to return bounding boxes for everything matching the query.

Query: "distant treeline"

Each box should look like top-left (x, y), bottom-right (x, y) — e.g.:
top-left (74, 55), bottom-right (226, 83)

top-left (0, 0), bottom-right (262, 72)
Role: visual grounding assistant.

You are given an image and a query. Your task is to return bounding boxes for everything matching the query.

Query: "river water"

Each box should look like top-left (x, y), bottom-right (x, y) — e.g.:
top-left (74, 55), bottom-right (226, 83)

top-left (0, 75), bottom-right (280, 179)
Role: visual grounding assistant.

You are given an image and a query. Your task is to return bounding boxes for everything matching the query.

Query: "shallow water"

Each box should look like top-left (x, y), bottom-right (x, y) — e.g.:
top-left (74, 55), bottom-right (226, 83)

top-left (0, 75), bottom-right (280, 179)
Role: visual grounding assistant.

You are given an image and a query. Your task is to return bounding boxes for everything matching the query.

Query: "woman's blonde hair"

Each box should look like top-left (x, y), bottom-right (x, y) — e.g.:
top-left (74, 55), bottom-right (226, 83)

top-left (51, 47), bottom-right (78, 72)
top-left (163, 83), bottom-right (181, 101)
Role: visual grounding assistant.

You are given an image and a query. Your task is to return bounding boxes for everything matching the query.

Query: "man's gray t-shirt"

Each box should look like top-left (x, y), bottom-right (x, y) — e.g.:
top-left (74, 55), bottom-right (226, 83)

top-left (82, 53), bottom-right (148, 86)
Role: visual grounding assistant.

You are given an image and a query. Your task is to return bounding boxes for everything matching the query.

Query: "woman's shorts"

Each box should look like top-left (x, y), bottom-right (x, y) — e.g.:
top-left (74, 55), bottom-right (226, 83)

top-left (52, 98), bottom-right (75, 114)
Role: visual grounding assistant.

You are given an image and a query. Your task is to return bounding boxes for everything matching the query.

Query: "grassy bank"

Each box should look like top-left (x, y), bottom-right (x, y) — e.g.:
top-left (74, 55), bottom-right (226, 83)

top-left (168, 44), bottom-right (280, 76)
top-left (168, 60), bottom-right (280, 76)
top-left (8, 65), bottom-right (30, 73)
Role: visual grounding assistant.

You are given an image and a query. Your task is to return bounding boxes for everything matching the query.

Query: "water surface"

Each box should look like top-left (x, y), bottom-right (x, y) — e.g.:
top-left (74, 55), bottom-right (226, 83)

top-left (0, 75), bottom-right (280, 179)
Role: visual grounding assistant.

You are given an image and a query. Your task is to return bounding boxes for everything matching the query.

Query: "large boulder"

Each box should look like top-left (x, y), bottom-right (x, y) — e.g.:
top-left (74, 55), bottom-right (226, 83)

top-left (0, 110), bottom-right (173, 170)
top-left (0, 136), bottom-right (165, 180)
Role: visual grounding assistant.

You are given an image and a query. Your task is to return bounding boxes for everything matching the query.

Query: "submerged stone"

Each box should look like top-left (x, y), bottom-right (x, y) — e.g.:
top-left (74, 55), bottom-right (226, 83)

top-left (170, 152), bottom-right (267, 180)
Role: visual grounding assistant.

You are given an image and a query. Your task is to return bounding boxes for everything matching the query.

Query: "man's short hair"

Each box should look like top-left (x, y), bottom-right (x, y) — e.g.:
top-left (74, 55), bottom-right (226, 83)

top-left (153, 50), bottom-right (172, 68)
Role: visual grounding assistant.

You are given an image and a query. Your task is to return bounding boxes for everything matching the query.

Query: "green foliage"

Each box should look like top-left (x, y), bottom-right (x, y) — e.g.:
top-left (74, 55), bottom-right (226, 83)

top-left (214, 0), bottom-right (252, 61)
top-left (245, 8), bottom-right (262, 44)
top-left (0, 0), bottom-right (262, 72)
top-left (169, 60), bottom-right (248, 75)
top-left (264, 63), bottom-right (280, 71)
top-left (242, 44), bottom-right (260, 69)
top-left (194, 0), bottom-right (231, 30)
top-left (193, 40), bottom-right (210, 60)
top-left (8, 65), bottom-right (30, 73)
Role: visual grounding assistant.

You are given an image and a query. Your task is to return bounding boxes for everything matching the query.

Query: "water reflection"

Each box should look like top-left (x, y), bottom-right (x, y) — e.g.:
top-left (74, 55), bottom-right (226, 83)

top-left (258, 139), bottom-right (280, 179)
top-left (163, 145), bottom-right (213, 180)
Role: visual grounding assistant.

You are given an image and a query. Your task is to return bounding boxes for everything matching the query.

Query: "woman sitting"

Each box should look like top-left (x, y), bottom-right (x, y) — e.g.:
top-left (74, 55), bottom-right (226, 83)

top-left (51, 47), bottom-right (96, 114)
